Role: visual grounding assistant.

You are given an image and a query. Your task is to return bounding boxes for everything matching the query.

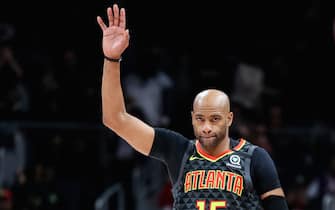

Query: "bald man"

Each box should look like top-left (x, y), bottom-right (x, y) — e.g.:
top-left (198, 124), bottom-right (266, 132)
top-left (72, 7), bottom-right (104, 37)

top-left (97, 4), bottom-right (288, 210)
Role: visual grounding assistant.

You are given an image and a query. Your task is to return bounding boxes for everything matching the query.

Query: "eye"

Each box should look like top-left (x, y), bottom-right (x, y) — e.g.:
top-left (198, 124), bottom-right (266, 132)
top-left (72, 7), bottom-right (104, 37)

top-left (212, 116), bottom-right (221, 122)
top-left (195, 116), bottom-right (204, 121)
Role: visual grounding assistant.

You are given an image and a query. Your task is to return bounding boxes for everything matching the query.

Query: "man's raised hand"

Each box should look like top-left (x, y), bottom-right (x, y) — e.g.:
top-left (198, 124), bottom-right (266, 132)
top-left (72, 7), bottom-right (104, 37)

top-left (97, 4), bottom-right (129, 60)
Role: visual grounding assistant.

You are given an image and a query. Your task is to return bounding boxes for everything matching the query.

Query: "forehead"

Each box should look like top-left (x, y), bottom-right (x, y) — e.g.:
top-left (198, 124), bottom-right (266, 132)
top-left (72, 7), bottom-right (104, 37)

top-left (193, 105), bottom-right (226, 116)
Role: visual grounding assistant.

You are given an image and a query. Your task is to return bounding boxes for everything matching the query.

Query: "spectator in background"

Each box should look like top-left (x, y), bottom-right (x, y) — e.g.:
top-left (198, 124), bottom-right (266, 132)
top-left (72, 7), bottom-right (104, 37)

top-left (0, 127), bottom-right (26, 188)
top-left (123, 46), bottom-right (174, 127)
top-left (231, 61), bottom-right (264, 114)
top-left (39, 62), bottom-right (61, 116)
top-left (57, 48), bottom-right (93, 118)
top-left (286, 182), bottom-right (308, 210)
top-left (157, 180), bottom-right (173, 210)
top-left (11, 163), bottom-right (63, 210)
top-left (306, 155), bottom-right (335, 210)
top-left (0, 188), bottom-right (12, 210)
top-left (0, 23), bottom-right (30, 116)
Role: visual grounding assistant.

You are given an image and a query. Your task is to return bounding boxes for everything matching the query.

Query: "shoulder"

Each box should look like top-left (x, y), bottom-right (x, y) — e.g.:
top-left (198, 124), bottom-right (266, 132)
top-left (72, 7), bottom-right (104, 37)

top-left (152, 127), bottom-right (193, 151)
top-left (252, 146), bottom-right (271, 160)
top-left (231, 138), bottom-right (259, 154)
top-left (249, 143), bottom-right (278, 174)
top-left (231, 138), bottom-right (273, 164)
top-left (150, 127), bottom-right (193, 161)
top-left (154, 127), bottom-right (192, 142)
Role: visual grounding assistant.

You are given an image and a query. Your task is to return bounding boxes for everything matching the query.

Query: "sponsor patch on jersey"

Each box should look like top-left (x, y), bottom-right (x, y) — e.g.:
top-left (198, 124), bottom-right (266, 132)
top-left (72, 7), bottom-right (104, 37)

top-left (226, 154), bottom-right (241, 169)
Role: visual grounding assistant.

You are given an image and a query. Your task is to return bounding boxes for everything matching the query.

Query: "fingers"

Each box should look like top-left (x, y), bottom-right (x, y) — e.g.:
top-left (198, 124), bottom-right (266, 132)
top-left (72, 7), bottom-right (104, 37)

top-left (97, 16), bottom-right (107, 30)
top-left (113, 4), bottom-right (120, 26)
top-left (119, 8), bottom-right (126, 29)
top-left (98, 4), bottom-right (125, 29)
top-left (107, 7), bottom-right (113, 27)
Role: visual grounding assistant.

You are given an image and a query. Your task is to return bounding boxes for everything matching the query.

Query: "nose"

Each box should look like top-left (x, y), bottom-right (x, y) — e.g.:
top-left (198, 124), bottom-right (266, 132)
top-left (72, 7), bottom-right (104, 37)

top-left (202, 122), bottom-right (212, 135)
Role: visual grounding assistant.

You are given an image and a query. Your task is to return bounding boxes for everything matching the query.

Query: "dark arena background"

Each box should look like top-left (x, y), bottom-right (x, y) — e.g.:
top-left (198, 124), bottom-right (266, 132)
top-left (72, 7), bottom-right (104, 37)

top-left (0, 0), bottom-right (333, 210)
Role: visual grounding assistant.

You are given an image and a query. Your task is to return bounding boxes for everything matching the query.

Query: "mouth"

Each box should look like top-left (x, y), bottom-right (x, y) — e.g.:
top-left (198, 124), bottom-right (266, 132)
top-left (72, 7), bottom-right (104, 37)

top-left (200, 136), bottom-right (216, 141)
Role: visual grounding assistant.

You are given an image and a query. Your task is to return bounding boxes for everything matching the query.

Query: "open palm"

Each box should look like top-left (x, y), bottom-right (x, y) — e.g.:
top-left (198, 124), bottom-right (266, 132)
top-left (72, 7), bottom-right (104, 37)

top-left (97, 4), bottom-right (129, 59)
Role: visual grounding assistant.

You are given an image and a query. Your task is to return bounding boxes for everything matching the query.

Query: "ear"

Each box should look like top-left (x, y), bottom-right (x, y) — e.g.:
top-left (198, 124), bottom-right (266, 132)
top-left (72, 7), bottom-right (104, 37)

top-left (227, 112), bottom-right (233, 127)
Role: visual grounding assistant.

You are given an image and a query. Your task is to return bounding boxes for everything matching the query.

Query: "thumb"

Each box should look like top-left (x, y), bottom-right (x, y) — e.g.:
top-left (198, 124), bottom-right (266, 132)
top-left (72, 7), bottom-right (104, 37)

top-left (125, 29), bottom-right (130, 40)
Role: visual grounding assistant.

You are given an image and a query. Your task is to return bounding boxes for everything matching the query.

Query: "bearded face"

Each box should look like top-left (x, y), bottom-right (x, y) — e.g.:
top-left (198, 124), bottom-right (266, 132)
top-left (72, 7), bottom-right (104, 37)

top-left (192, 111), bottom-right (232, 152)
top-left (191, 89), bottom-right (233, 154)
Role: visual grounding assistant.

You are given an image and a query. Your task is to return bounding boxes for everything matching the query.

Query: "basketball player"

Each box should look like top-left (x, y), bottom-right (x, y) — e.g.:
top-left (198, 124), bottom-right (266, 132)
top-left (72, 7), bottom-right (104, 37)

top-left (97, 4), bottom-right (289, 210)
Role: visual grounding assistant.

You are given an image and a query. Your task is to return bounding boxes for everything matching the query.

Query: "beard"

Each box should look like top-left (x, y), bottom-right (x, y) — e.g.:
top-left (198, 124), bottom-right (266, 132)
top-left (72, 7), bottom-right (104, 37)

top-left (198, 135), bottom-right (221, 149)
top-left (195, 127), bottom-right (227, 151)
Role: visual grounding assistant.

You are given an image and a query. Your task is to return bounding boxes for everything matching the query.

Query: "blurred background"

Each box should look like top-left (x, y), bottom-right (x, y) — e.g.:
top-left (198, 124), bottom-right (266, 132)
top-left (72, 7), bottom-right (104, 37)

top-left (0, 0), bottom-right (333, 210)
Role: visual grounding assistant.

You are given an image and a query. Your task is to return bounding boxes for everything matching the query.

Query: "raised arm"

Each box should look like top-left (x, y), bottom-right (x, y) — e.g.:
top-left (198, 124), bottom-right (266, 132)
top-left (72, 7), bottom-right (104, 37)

top-left (97, 4), bottom-right (154, 155)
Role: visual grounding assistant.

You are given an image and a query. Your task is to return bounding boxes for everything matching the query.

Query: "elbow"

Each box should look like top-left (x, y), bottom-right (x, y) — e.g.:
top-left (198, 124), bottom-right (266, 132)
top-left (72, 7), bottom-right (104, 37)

top-left (102, 115), bottom-right (116, 129)
top-left (102, 115), bottom-right (112, 128)
top-left (102, 112), bottom-right (125, 130)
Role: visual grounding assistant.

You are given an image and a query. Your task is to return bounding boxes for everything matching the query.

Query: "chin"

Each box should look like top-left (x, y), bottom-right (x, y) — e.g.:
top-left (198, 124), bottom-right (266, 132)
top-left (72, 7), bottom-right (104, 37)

top-left (199, 138), bottom-right (218, 149)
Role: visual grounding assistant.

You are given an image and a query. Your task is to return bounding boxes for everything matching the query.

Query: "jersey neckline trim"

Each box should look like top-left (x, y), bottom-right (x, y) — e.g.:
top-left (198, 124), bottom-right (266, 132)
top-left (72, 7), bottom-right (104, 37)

top-left (195, 138), bottom-right (246, 162)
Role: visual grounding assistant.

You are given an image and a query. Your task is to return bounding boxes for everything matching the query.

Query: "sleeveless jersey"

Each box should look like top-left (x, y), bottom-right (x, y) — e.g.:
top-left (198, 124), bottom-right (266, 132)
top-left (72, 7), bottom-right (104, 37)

top-left (171, 139), bottom-right (262, 210)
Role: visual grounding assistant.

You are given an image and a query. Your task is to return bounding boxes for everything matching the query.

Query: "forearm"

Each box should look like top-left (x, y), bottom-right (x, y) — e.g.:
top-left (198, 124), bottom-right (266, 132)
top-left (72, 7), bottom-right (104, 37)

top-left (101, 58), bottom-right (155, 155)
top-left (101, 59), bottom-right (126, 127)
